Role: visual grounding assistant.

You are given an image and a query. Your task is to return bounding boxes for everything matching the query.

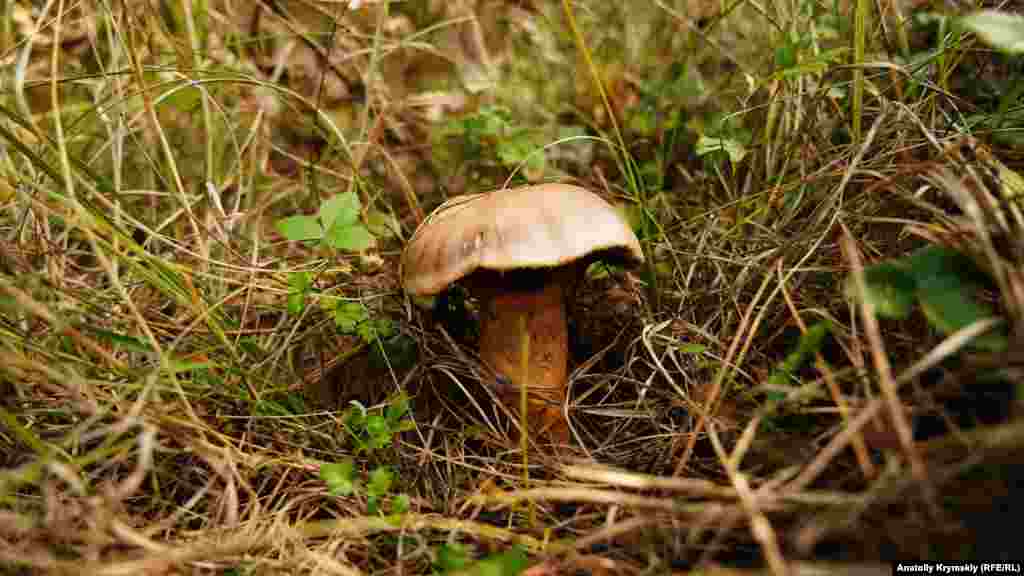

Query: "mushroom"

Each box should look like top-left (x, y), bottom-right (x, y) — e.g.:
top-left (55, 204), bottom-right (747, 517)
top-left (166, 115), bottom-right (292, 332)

top-left (401, 183), bottom-right (645, 442)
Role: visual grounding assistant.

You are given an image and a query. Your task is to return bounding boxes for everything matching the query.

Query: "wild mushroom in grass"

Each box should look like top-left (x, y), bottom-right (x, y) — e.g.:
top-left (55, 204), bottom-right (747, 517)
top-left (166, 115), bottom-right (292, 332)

top-left (401, 184), bottom-right (644, 442)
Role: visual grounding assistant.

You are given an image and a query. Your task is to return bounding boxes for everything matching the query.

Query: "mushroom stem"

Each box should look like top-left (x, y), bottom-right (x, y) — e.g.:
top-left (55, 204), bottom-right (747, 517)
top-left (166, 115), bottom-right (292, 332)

top-left (477, 267), bottom-right (577, 442)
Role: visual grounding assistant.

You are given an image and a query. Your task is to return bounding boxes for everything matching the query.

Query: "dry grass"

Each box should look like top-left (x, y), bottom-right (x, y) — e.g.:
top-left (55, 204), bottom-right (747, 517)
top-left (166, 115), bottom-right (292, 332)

top-left (1, 0), bottom-right (1022, 574)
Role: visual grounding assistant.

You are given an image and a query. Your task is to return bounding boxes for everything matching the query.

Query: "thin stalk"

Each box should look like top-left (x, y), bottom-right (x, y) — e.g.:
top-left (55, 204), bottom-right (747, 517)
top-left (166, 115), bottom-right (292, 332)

top-left (123, 8), bottom-right (203, 245)
top-left (182, 0), bottom-right (216, 283)
top-left (851, 0), bottom-right (868, 141)
top-left (519, 313), bottom-right (535, 528)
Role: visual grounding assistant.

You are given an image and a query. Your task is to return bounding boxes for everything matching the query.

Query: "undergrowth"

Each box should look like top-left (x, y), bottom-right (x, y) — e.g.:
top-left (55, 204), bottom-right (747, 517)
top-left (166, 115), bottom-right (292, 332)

top-left (1, 1), bottom-right (1022, 575)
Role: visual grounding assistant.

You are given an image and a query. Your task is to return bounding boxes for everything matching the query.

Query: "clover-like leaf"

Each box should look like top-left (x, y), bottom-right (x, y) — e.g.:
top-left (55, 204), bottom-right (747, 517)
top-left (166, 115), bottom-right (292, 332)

top-left (367, 466), bottom-right (394, 498)
top-left (695, 135), bottom-right (748, 164)
top-left (848, 261), bottom-right (916, 319)
top-left (851, 245), bottom-right (1008, 351)
top-left (357, 316), bottom-right (394, 343)
top-left (497, 133), bottom-right (544, 172)
top-left (365, 414), bottom-right (389, 441)
top-left (917, 272), bottom-right (1008, 352)
top-left (335, 302), bottom-right (368, 333)
top-left (276, 215), bottom-right (322, 242)
top-left (392, 493), bottom-right (411, 515)
top-left (436, 543), bottom-right (472, 574)
top-left (386, 392), bottom-right (410, 424)
top-left (326, 223), bottom-right (376, 252)
top-left (320, 192), bottom-right (362, 229)
top-left (320, 460), bottom-right (357, 497)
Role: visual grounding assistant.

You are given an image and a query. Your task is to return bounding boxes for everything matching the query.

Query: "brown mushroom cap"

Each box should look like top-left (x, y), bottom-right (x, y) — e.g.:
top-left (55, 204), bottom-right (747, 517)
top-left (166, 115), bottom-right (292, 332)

top-left (401, 183), bottom-right (645, 296)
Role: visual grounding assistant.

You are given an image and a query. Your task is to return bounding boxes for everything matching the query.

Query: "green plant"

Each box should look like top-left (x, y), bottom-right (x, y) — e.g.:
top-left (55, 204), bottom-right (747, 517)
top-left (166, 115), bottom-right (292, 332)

top-left (330, 300), bottom-right (395, 344)
top-left (276, 191), bottom-right (375, 252)
top-left (628, 61), bottom-right (703, 193)
top-left (433, 543), bottom-right (472, 574)
top-left (433, 105), bottom-right (547, 180)
top-left (320, 460), bottom-right (411, 517)
top-left (757, 322), bottom-right (833, 431)
top-left (849, 245), bottom-right (1009, 351)
top-left (321, 392), bottom-right (415, 516)
top-left (766, 321), bottom-right (832, 391)
top-left (342, 392), bottom-right (415, 454)
top-left (695, 134), bottom-right (749, 171)
top-left (432, 543), bottom-right (528, 576)
top-left (284, 273), bottom-right (394, 344)
top-left (467, 546), bottom-right (529, 576)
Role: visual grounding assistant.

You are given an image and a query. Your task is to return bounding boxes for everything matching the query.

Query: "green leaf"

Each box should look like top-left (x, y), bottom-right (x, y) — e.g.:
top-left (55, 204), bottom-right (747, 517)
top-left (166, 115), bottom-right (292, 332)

top-left (335, 302), bottom-right (368, 333)
top-left (767, 322), bottom-right (831, 387)
top-left (276, 215), bottom-right (322, 242)
top-left (678, 342), bottom-right (708, 354)
top-left (961, 10), bottom-right (1024, 53)
top-left (496, 135), bottom-right (544, 172)
top-left (357, 317), bottom-right (394, 343)
top-left (854, 245), bottom-right (1008, 351)
top-left (848, 261), bottom-right (916, 319)
top-left (917, 276), bottom-right (1008, 351)
top-left (376, 318), bottom-right (395, 338)
top-left (325, 224), bottom-right (376, 252)
top-left (288, 291), bottom-right (306, 315)
top-left (436, 543), bottom-right (472, 574)
top-left (386, 392), bottom-right (411, 423)
top-left (392, 493), bottom-right (411, 515)
top-left (365, 415), bottom-right (390, 442)
top-left (476, 106), bottom-right (512, 136)
top-left (472, 546), bottom-right (529, 576)
top-left (695, 136), bottom-right (748, 164)
top-left (902, 245), bottom-right (976, 278)
top-left (585, 261), bottom-right (610, 280)
top-left (775, 43), bottom-right (797, 70)
top-left (320, 192), bottom-right (361, 229)
top-left (320, 460), bottom-right (357, 496)
top-left (367, 466), bottom-right (394, 497)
